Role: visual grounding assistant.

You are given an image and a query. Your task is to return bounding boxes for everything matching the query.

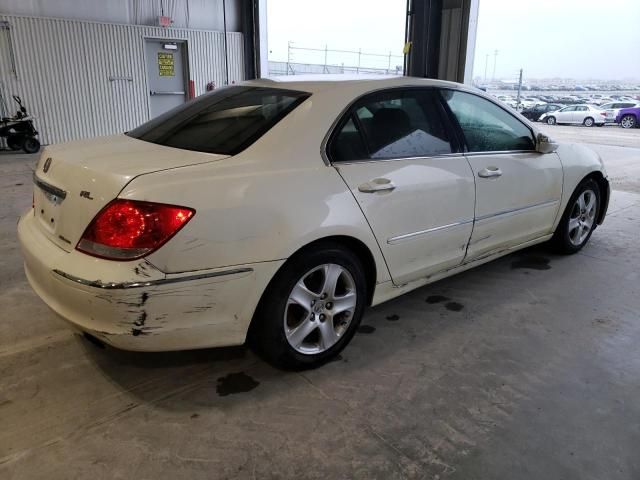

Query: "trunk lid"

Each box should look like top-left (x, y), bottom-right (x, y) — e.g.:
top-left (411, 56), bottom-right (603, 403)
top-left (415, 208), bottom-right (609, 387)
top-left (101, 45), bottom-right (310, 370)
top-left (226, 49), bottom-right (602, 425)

top-left (32, 134), bottom-right (228, 252)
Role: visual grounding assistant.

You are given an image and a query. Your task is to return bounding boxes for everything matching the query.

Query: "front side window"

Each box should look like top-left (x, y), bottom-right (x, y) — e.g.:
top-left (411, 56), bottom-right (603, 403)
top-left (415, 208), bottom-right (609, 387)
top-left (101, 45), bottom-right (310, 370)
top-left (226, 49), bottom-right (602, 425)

top-left (128, 86), bottom-right (310, 155)
top-left (329, 89), bottom-right (453, 162)
top-left (440, 90), bottom-right (535, 153)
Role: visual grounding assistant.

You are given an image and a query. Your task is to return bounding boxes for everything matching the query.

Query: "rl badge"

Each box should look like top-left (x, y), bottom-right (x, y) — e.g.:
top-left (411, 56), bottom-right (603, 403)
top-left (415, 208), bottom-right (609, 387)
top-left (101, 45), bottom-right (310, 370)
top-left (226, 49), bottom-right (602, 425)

top-left (42, 157), bottom-right (52, 173)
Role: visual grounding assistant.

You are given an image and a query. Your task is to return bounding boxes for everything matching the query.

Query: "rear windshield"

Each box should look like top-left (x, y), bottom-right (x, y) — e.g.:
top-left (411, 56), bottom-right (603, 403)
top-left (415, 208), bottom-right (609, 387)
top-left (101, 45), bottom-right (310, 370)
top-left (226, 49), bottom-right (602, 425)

top-left (127, 86), bottom-right (310, 155)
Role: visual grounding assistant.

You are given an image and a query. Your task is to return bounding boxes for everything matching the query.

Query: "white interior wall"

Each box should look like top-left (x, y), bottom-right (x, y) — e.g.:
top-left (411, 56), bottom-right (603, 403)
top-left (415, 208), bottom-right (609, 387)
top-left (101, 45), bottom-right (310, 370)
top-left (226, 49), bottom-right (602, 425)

top-left (0, 14), bottom-right (244, 144)
top-left (0, 0), bottom-right (241, 31)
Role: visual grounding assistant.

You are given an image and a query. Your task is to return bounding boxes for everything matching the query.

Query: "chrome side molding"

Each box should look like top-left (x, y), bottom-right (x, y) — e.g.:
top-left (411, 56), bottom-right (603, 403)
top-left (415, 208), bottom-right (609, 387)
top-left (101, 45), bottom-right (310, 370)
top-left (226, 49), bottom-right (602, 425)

top-left (52, 267), bottom-right (254, 289)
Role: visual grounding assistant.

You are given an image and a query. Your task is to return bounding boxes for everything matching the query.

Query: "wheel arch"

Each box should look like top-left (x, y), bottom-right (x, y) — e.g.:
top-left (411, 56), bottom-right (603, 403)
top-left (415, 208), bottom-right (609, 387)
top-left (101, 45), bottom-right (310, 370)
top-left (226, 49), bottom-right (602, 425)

top-left (280, 235), bottom-right (378, 306)
top-left (581, 171), bottom-right (610, 225)
top-left (246, 234), bottom-right (380, 343)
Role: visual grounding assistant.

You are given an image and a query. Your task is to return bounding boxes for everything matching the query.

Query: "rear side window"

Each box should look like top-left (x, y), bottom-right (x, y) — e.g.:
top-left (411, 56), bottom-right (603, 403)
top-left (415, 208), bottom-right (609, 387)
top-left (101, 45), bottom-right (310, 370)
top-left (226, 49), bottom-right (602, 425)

top-left (127, 86), bottom-right (310, 155)
top-left (440, 89), bottom-right (535, 152)
top-left (329, 89), bottom-right (453, 162)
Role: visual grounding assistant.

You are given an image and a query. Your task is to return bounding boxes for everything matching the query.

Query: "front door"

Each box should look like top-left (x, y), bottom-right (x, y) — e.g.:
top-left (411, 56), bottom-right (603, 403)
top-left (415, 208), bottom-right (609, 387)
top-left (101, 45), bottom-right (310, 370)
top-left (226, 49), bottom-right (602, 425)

top-left (327, 88), bottom-right (475, 285)
top-left (440, 89), bottom-right (563, 259)
top-left (145, 39), bottom-right (187, 118)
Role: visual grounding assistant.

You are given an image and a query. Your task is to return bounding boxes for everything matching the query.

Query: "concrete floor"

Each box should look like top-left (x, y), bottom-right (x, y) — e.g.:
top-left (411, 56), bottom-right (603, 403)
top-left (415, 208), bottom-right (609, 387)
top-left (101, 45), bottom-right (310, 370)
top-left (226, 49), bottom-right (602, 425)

top-left (1, 128), bottom-right (640, 479)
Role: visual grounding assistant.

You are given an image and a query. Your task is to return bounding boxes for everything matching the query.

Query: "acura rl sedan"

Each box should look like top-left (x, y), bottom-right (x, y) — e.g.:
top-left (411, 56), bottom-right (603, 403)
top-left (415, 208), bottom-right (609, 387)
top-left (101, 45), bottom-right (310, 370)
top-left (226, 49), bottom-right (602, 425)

top-left (18, 76), bottom-right (610, 369)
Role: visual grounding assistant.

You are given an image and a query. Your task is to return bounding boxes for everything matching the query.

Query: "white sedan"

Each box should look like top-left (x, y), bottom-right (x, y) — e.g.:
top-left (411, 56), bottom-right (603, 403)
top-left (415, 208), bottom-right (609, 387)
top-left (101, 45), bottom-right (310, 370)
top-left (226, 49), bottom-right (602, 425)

top-left (540, 104), bottom-right (607, 126)
top-left (18, 76), bottom-right (610, 369)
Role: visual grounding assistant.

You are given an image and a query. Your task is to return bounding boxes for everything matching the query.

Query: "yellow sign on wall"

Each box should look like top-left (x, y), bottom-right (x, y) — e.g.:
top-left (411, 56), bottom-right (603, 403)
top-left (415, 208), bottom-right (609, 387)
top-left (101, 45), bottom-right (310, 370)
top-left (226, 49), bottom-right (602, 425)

top-left (158, 52), bottom-right (175, 76)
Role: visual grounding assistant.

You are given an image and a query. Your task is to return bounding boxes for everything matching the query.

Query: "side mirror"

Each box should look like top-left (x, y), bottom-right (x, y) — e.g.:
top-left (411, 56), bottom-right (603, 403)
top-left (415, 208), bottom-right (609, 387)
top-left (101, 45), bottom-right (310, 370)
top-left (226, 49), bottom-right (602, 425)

top-left (536, 132), bottom-right (558, 154)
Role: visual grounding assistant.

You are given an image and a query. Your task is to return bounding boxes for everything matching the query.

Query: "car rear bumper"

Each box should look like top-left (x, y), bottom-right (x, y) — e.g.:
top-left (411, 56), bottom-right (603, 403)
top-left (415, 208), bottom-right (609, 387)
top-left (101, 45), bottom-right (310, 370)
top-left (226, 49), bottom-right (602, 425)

top-left (17, 210), bottom-right (283, 351)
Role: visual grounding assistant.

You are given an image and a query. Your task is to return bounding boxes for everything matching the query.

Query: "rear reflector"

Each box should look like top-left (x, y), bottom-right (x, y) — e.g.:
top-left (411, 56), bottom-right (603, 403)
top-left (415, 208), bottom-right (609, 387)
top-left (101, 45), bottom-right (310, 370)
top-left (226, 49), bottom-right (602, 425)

top-left (77, 199), bottom-right (194, 260)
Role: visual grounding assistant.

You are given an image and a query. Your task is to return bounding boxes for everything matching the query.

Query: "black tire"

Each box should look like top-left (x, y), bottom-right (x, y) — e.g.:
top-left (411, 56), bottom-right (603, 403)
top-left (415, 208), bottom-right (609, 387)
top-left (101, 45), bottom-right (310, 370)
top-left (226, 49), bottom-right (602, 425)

top-left (22, 137), bottom-right (40, 154)
top-left (550, 178), bottom-right (601, 254)
top-left (6, 135), bottom-right (22, 150)
top-left (583, 117), bottom-right (594, 127)
top-left (620, 114), bottom-right (637, 129)
top-left (249, 241), bottom-right (368, 370)
top-left (546, 116), bottom-right (556, 125)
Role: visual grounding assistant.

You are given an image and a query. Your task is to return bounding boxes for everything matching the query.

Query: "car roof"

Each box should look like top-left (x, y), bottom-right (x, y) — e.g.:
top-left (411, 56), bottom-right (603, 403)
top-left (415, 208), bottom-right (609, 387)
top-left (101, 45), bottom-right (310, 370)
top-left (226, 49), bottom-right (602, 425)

top-left (242, 74), bottom-right (466, 94)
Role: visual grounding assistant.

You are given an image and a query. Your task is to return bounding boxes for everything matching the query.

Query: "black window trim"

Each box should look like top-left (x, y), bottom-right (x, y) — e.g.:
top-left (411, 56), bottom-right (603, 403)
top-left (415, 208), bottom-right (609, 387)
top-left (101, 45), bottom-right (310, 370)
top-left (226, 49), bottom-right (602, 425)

top-left (436, 87), bottom-right (538, 156)
top-left (322, 86), bottom-right (464, 165)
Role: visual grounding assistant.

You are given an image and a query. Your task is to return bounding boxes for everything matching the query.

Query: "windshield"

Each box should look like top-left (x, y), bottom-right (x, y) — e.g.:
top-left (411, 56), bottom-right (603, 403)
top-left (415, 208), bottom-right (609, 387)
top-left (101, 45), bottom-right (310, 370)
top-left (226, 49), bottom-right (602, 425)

top-left (127, 86), bottom-right (310, 155)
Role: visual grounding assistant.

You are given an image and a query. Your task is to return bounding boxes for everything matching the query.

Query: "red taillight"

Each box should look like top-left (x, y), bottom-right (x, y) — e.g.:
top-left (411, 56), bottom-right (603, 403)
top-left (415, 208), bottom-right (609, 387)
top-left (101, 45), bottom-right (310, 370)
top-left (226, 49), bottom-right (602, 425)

top-left (600, 112), bottom-right (607, 116)
top-left (77, 199), bottom-right (195, 260)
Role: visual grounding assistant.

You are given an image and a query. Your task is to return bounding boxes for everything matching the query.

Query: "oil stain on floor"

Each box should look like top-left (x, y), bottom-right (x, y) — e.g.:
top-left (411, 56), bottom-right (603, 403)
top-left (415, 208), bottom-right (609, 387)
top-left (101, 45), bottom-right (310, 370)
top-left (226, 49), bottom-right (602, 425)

top-left (511, 255), bottom-right (551, 270)
top-left (216, 372), bottom-right (260, 396)
top-left (445, 301), bottom-right (464, 312)
top-left (426, 295), bottom-right (450, 304)
top-left (357, 325), bottom-right (376, 334)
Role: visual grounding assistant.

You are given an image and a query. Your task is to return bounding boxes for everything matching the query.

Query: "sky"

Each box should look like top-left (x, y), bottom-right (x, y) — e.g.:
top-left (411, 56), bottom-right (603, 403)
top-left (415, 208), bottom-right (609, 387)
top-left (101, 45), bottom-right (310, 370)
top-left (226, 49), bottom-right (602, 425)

top-left (472, 0), bottom-right (640, 81)
top-left (266, 0), bottom-right (640, 81)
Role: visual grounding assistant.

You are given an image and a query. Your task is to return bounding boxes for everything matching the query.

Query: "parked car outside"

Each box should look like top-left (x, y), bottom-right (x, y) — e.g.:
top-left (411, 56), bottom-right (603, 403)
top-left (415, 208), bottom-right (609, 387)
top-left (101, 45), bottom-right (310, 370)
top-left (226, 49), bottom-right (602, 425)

top-left (616, 105), bottom-right (640, 128)
top-left (521, 103), bottom-right (564, 121)
top-left (540, 105), bottom-right (606, 126)
top-left (17, 76), bottom-right (610, 369)
top-left (600, 101), bottom-right (639, 123)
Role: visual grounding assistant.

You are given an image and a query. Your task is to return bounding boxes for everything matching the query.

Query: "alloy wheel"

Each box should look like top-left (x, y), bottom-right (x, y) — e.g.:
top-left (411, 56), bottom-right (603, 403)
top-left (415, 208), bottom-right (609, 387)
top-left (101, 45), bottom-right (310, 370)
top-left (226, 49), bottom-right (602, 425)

top-left (568, 189), bottom-right (596, 246)
top-left (621, 115), bottom-right (636, 129)
top-left (284, 263), bottom-right (357, 354)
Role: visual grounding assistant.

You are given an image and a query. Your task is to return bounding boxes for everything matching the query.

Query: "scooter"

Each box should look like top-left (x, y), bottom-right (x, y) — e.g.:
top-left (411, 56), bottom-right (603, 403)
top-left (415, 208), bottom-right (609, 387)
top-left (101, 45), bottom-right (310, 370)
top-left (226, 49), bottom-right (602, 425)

top-left (0, 95), bottom-right (40, 154)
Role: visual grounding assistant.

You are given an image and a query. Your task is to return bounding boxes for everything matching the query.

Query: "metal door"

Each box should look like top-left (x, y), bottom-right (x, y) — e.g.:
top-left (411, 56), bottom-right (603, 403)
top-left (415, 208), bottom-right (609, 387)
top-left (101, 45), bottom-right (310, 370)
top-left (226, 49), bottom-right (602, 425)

top-left (145, 39), bottom-right (187, 118)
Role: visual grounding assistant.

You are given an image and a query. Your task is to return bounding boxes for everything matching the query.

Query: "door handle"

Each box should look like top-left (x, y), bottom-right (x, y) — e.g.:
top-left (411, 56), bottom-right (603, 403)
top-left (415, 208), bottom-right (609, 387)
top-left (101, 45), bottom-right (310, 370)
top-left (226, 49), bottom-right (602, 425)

top-left (358, 178), bottom-right (396, 193)
top-left (478, 167), bottom-right (502, 179)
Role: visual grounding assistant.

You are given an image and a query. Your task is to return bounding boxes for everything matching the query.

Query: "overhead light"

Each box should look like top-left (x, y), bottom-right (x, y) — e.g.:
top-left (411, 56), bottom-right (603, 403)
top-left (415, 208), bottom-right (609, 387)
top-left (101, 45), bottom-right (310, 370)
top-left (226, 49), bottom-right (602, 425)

top-left (163, 43), bottom-right (178, 51)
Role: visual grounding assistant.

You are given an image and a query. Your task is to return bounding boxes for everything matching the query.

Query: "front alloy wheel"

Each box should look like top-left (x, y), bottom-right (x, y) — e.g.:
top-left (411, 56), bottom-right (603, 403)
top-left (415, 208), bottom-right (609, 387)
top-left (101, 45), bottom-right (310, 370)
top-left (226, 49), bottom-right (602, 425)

top-left (550, 179), bottom-right (600, 254)
top-left (567, 189), bottom-right (597, 246)
top-left (546, 116), bottom-right (556, 125)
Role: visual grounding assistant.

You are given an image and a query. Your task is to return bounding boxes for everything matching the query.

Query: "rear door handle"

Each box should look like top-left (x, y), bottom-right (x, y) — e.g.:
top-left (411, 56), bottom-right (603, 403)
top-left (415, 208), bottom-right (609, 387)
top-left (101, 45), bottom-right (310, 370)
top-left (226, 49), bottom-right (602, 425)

top-left (358, 178), bottom-right (396, 193)
top-left (478, 167), bottom-right (502, 179)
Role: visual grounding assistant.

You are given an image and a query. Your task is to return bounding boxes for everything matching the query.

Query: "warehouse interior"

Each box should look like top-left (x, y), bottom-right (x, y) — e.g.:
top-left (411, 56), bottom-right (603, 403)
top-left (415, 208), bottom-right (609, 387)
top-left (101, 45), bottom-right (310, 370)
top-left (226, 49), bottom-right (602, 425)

top-left (2, 1), bottom-right (640, 479)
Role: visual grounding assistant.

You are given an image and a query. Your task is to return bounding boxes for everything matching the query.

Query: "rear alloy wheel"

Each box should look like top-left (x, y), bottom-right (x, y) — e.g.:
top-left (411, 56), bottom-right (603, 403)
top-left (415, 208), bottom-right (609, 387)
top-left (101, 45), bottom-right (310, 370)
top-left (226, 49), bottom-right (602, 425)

top-left (583, 117), bottom-right (595, 127)
top-left (250, 243), bottom-right (367, 369)
top-left (550, 179), bottom-right (600, 254)
top-left (546, 116), bottom-right (556, 125)
top-left (620, 114), bottom-right (636, 129)
top-left (284, 264), bottom-right (357, 355)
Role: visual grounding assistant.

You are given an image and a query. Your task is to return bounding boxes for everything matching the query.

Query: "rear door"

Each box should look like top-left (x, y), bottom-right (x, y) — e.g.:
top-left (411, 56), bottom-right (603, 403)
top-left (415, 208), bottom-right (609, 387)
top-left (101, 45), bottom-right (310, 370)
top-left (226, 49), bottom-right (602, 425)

top-left (439, 89), bottom-right (562, 259)
top-left (330, 88), bottom-right (475, 285)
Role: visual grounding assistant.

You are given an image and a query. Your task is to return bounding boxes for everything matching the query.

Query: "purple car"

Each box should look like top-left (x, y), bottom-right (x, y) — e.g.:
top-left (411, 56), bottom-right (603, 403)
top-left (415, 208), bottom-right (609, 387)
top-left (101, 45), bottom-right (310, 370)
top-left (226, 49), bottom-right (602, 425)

top-left (616, 106), bottom-right (640, 128)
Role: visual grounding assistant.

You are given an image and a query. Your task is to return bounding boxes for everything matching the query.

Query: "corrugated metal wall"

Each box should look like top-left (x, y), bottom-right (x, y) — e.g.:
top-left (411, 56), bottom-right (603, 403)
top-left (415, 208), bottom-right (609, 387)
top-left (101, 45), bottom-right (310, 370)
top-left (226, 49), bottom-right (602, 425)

top-left (0, 14), bottom-right (244, 145)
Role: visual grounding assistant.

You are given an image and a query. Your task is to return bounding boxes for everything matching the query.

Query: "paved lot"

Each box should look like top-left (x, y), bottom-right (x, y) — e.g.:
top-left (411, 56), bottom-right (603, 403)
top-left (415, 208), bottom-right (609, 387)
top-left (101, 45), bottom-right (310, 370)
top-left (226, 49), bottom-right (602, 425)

top-left (1, 128), bottom-right (640, 479)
